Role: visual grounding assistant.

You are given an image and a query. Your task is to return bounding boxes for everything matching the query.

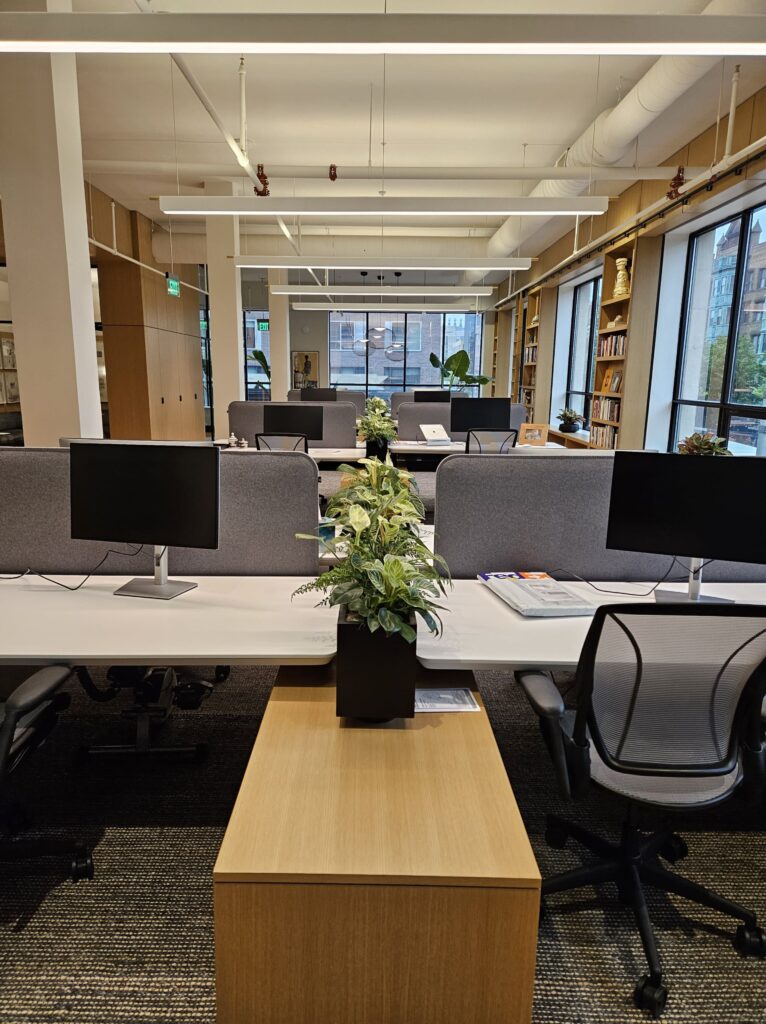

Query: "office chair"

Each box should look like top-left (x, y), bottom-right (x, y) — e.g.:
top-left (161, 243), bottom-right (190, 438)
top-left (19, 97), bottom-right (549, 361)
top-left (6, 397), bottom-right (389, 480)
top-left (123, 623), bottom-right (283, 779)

top-left (254, 433), bottom-right (309, 452)
top-left (516, 604), bottom-right (766, 1019)
top-left (0, 666), bottom-right (93, 880)
top-left (465, 429), bottom-right (518, 453)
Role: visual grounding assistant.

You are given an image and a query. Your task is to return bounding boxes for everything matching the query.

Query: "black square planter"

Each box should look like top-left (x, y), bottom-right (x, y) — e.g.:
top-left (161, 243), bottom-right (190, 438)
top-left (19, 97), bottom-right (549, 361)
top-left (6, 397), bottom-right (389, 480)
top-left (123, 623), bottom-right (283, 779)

top-left (336, 606), bottom-right (416, 721)
top-left (365, 438), bottom-right (389, 461)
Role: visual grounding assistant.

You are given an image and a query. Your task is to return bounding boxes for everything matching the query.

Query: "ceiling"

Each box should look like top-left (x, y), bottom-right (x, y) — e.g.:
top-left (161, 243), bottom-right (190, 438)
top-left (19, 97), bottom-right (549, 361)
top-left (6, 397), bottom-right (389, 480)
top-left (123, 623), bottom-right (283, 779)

top-left (54, 2), bottom-right (766, 289)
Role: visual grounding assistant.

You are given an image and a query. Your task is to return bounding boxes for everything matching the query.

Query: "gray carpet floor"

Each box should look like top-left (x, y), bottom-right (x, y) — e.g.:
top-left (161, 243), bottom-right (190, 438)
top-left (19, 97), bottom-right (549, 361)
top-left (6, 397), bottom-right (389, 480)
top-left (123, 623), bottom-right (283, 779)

top-left (1, 666), bottom-right (765, 1023)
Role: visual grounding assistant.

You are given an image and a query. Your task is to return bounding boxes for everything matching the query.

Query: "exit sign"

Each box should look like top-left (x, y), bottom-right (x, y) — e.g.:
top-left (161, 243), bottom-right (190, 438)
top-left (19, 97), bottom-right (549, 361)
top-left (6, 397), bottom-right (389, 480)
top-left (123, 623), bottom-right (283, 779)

top-left (257, 319), bottom-right (270, 331)
top-left (166, 274), bottom-right (181, 298)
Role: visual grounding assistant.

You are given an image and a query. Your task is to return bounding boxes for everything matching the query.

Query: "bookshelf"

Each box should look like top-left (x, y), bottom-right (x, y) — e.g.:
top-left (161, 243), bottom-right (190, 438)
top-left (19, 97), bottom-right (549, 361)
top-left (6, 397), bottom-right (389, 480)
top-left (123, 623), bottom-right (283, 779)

top-left (589, 240), bottom-right (634, 450)
top-left (521, 289), bottom-right (540, 419)
top-left (510, 296), bottom-right (525, 405)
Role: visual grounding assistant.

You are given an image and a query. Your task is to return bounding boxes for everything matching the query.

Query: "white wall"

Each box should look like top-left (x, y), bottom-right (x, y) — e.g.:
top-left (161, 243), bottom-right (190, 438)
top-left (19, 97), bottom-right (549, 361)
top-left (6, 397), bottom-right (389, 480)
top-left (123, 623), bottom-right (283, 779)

top-left (289, 308), bottom-right (329, 388)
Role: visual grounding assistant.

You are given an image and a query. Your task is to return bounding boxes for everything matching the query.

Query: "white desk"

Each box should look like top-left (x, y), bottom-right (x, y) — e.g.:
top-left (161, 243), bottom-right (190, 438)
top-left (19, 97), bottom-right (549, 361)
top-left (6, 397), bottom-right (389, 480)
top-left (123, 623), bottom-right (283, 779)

top-left (389, 440), bottom-right (563, 455)
top-left (216, 440), bottom-right (364, 463)
top-left (417, 579), bottom-right (766, 672)
top-left (0, 576), bottom-right (338, 666)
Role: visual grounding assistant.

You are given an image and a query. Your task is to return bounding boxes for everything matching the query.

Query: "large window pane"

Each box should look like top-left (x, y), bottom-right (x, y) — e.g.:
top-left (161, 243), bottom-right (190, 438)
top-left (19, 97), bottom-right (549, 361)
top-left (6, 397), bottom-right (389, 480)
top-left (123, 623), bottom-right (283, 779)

top-left (729, 204), bottom-right (766, 407)
top-left (569, 282), bottom-right (595, 394)
top-left (329, 311), bottom-right (367, 389)
top-left (728, 413), bottom-right (766, 454)
top-left (244, 309), bottom-right (270, 400)
top-left (367, 312), bottom-right (405, 403)
top-left (678, 218), bottom-right (741, 403)
top-left (406, 313), bottom-right (442, 388)
top-left (671, 404), bottom-right (720, 450)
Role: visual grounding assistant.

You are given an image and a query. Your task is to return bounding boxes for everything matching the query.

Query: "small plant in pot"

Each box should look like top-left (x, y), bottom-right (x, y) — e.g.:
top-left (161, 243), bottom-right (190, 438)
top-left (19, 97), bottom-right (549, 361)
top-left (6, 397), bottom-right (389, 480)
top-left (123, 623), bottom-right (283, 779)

top-left (357, 396), bottom-right (397, 460)
top-left (677, 431), bottom-right (732, 456)
top-left (558, 407), bottom-right (583, 434)
top-left (294, 457), bottom-right (449, 722)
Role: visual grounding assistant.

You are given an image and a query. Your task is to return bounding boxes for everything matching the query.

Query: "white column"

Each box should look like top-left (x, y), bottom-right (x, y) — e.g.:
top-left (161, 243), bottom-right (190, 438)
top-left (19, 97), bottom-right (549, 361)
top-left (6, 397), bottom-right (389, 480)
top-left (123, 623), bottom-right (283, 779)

top-left (0, 43), bottom-right (102, 446)
top-left (268, 269), bottom-right (291, 401)
top-left (205, 181), bottom-right (244, 439)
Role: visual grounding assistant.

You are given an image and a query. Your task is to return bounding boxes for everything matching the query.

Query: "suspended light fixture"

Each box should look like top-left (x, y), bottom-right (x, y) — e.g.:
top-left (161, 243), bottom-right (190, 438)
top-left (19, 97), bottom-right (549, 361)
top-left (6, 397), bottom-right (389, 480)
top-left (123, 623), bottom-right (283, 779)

top-left (235, 256), bottom-right (531, 271)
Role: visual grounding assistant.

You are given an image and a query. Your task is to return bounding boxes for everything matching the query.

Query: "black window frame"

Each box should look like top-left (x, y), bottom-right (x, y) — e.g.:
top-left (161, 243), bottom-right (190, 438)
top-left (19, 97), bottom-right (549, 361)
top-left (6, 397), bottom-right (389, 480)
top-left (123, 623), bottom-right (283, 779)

top-left (565, 276), bottom-right (602, 427)
top-left (669, 201), bottom-right (766, 452)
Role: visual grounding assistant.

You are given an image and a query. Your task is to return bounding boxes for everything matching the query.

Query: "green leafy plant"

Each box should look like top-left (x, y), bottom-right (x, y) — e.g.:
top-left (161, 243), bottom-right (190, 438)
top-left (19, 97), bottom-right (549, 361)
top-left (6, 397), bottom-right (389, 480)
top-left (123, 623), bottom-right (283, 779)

top-left (357, 397), bottom-right (397, 443)
top-left (246, 348), bottom-right (271, 390)
top-left (428, 349), bottom-right (493, 390)
top-left (294, 457), bottom-right (449, 642)
top-left (677, 431), bottom-right (732, 456)
top-left (558, 407), bottom-right (583, 427)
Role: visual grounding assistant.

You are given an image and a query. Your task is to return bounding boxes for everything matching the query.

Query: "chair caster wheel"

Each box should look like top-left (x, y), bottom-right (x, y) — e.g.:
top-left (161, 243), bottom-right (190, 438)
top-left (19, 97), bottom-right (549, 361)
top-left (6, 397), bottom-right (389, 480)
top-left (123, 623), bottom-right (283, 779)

top-left (544, 818), bottom-right (569, 850)
top-left (733, 925), bottom-right (766, 958)
top-left (192, 743), bottom-right (208, 764)
top-left (659, 833), bottom-right (688, 865)
top-left (71, 845), bottom-right (94, 882)
top-left (214, 666), bottom-right (230, 683)
top-left (634, 975), bottom-right (667, 1018)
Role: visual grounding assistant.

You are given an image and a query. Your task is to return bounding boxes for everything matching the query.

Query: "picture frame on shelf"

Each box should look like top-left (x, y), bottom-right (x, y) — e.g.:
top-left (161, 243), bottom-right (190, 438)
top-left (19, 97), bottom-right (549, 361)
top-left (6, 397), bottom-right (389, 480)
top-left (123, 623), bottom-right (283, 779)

top-left (0, 336), bottom-right (15, 370)
top-left (611, 370), bottom-right (623, 393)
top-left (601, 367), bottom-right (614, 392)
top-left (518, 423), bottom-right (549, 446)
top-left (4, 371), bottom-right (19, 404)
top-left (292, 350), bottom-right (320, 390)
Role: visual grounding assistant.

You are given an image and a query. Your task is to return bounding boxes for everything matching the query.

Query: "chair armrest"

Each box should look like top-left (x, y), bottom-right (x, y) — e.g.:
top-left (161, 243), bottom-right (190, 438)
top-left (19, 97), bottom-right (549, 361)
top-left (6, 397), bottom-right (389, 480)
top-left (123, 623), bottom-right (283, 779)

top-left (5, 666), bottom-right (73, 716)
top-left (515, 670), bottom-right (565, 719)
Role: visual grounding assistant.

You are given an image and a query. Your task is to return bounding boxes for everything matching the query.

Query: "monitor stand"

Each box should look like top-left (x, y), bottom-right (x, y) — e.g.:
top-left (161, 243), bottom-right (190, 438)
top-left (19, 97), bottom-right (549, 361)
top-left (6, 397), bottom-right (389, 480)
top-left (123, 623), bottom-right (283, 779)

top-left (655, 556), bottom-right (733, 605)
top-left (114, 546), bottom-right (197, 601)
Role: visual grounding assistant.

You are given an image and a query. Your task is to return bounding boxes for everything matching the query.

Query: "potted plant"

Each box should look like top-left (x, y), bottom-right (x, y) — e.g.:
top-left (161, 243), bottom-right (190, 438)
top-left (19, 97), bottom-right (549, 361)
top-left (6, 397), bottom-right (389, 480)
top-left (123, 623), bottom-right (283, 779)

top-left (557, 407), bottom-right (583, 434)
top-left (677, 431), bottom-right (732, 456)
top-left (246, 348), bottom-right (271, 395)
top-left (428, 349), bottom-right (493, 391)
top-left (357, 396), bottom-right (397, 460)
top-left (294, 457), bottom-right (449, 721)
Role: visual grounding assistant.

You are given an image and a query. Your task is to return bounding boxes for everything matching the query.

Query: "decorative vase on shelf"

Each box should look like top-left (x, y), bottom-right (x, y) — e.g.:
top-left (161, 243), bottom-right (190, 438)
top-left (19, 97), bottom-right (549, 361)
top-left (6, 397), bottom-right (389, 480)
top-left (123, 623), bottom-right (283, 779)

top-left (559, 421), bottom-right (578, 434)
top-left (612, 258), bottom-right (631, 299)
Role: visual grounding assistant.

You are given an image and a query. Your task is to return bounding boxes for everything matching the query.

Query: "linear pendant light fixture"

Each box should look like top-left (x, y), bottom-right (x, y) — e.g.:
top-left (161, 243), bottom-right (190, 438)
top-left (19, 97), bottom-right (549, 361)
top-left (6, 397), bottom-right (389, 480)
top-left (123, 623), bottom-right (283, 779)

top-left (291, 302), bottom-right (480, 313)
top-left (235, 256), bottom-right (532, 272)
top-left (270, 285), bottom-right (493, 297)
top-left (1, 13), bottom-right (763, 56)
top-left (159, 196), bottom-right (609, 218)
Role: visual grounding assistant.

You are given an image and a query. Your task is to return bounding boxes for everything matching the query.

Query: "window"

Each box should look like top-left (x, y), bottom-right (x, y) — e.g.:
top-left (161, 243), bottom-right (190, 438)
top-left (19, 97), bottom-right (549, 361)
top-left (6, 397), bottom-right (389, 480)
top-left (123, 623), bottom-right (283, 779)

top-left (671, 201), bottom-right (766, 454)
top-left (243, 309), bottom-right (271, 400)
top-left (328, 311), bottom-right (483, 403)
top-left (565, 277), bottom-right (602, 424)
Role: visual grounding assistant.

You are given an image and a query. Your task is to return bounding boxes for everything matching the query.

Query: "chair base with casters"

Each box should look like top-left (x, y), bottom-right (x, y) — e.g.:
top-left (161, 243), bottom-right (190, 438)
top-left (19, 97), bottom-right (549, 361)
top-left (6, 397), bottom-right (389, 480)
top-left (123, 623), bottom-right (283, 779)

top-left (78, 667), bottom-right (207, 762)
top-left (0, 835), bottom-right (94, 882)
top-left (541, 807), bottom-right (765, 1019)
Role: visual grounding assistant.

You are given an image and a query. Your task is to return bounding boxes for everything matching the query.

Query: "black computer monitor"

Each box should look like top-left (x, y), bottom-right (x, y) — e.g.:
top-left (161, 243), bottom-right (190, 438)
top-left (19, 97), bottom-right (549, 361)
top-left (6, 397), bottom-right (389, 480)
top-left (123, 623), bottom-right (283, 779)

top-left (450, 397), bottom-right (511, 433)
top-left (263, 404), bottom-right (324, 440)
top-left (70, 440), bottom-right (220, 600)
top-left (301, 388), bottom-right (337, 402)
top-left (607, 450), bottom-right (766, 600)
top-left (414, 390), bottom-right (451, 403)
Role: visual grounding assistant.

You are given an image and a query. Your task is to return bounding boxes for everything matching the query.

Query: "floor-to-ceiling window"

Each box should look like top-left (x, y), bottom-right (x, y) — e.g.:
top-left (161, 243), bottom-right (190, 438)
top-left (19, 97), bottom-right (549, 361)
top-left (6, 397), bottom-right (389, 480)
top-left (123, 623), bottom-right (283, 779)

top-left (328, 311), bottom-right (483, 402)
top-left (565, 277), bottom-right (602, 426)
top-left (243, 309), bottom-right (271, 400)
top-left (671, 201), bottom-right (766, 454)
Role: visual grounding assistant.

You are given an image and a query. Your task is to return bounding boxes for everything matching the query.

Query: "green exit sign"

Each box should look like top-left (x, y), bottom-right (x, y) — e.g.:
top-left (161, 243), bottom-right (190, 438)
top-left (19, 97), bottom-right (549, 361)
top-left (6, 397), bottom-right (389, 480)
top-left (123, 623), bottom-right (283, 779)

top-left (166, 274), bottom-right (181, 298)
top-left (257, 319), bottom-right (270, 331)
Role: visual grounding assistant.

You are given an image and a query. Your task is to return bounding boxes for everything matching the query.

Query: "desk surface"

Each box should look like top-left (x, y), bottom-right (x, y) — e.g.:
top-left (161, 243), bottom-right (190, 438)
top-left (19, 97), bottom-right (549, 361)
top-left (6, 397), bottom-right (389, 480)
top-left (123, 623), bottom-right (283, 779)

top-left (0, 575), bottom-right (337, 666)
top-left (214, 684), bottom-right (540, 889)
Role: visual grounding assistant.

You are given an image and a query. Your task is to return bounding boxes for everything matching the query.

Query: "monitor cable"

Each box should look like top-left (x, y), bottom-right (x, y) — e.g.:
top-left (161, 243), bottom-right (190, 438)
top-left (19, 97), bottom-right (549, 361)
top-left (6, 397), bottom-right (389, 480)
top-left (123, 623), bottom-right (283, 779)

top-left (0, 543), bottom-right (148, 591)
top-left (551, 557), bottom-right (716, 599)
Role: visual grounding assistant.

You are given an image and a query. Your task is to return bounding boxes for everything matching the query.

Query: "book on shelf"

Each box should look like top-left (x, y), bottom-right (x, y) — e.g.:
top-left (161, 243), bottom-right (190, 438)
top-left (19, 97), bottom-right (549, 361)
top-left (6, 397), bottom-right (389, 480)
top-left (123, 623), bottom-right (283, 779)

top-left (591, 396), bottom-right (621, 422)
top-left (590, 424), bottom-right (617, 449)
top-left (479, 571), bottom-right (599, 618)
top-left (597, 333), bottom-right (626, 358)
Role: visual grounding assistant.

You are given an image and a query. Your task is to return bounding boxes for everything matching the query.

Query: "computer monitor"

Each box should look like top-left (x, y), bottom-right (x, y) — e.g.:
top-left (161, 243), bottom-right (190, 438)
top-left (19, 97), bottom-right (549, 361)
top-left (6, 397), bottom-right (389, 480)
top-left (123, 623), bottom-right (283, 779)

top-left (414, 390), bottom-right (451, 403)
top-left (263, 404), bottom-right (324, 440)
top-left (300, 388), bottom-right (337, 402)
top-left (70, 440), bottom-right (220, 600)
top-left (450, 398), bottom-right (511, 433)
top-left (606, 450), bottom-right (766, 601)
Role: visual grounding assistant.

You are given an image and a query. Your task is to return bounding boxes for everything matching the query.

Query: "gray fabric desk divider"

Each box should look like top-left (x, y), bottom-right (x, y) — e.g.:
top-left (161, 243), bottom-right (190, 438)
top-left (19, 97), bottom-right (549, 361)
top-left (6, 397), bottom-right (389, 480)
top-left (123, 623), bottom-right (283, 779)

top-left (397, 401), bottom-right (526, 443)
top-left (0, 448), bottom-right (319, 576)
top-left (287, 389), bottom-right (365, 416)
top-left (434, 453), bottom-right (766, 583)
top-left (228, 401), bottom-right (358, 449)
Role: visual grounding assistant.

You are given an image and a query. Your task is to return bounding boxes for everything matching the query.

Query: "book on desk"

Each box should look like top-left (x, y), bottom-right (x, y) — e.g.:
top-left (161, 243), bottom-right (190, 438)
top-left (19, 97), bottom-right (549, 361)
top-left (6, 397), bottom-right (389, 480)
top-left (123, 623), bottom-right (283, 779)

top-left (479, 571), bottom-right (599, 617)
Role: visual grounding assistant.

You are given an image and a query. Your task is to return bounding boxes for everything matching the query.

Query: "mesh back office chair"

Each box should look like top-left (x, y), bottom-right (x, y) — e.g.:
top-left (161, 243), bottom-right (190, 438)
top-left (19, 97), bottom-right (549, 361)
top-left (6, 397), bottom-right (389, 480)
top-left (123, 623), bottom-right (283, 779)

top-left (464, 429), bottom-right (518, 453)
top-left (254, 433), bottom-right (308, 452)
top-left (517, 604), bottom-right (766, 1019)
top-left (0, 667), bottom-right (93, 880)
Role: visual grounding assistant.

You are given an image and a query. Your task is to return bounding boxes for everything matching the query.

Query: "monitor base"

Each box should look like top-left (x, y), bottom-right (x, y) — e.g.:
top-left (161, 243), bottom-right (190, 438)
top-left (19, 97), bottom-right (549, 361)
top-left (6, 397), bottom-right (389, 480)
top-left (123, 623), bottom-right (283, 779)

top-left (654, 588), bottom-right (734, 605)
top-left (114, 578), bottom-right (198, 601)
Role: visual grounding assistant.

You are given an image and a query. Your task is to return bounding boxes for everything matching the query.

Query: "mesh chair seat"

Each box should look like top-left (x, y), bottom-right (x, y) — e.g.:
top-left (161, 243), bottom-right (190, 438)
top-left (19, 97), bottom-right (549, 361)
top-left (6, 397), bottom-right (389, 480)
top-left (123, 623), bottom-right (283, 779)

top-left (589, 743), bottom-right (741, 806)
top-left (465, 429), bottom-right (517, 454)
top-left (254, 433), bottom-right (308, 452)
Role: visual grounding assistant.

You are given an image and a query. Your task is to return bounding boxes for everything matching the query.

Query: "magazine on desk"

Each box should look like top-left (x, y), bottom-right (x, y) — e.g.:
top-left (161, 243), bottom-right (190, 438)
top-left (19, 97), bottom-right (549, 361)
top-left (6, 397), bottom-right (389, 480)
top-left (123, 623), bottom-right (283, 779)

top-left (479, 571), bottom-right (599, 617)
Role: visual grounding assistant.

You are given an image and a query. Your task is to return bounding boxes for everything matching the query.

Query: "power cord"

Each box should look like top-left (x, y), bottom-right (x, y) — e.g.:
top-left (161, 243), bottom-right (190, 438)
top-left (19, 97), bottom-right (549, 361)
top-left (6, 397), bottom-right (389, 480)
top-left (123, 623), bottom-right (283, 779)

top-left (550, 557), bottom-right (716, 599)
top-left (0, 543), bottom-right (146, 591)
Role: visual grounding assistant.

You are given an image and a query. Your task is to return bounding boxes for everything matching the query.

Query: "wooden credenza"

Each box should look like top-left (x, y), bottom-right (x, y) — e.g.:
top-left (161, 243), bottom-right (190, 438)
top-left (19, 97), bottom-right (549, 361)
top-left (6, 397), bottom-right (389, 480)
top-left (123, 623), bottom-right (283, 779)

top-left (214, 684), bottom-right (540, 1024)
